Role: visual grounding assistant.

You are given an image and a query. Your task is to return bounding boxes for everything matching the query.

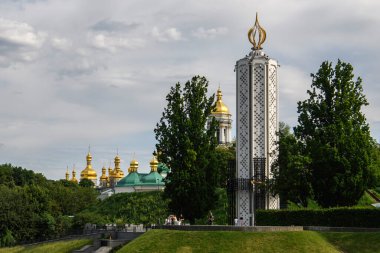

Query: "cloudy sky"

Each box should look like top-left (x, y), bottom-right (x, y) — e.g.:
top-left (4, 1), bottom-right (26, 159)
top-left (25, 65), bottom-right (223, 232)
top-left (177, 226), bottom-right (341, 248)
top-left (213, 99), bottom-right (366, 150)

top-left (1, 0), bottom-right (380, 180)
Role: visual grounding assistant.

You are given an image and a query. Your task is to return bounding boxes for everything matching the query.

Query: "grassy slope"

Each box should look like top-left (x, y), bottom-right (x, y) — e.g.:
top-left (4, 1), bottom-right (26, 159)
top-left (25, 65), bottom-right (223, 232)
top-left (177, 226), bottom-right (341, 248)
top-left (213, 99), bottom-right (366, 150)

top-left (117, 230), bottom-right (342, 253)
top-left (322, 232), bottom-right (380, 253)
top-left (1, 239), bottom-right (92, 253)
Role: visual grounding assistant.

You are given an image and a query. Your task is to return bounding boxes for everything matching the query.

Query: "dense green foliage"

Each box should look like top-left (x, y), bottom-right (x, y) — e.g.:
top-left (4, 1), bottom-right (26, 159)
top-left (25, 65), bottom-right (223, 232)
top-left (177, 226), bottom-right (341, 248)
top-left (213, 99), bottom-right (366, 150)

top-left (78, 178), bottom-right (95, 188)
top-left (256, 207), bottom-right (380, 227)
top-left (215, 145), bottom-right (235, 188)
top-left (74, 191), bottom-right (169, 227)
top-left (0, 164), bottom-right (98, 246)
top-left (270, 122), bottom-right (312, 207)
top-left (155, 76), bottom-right (219, 223)
top-left (294, 60), bottom-right (374, 207)
top-left (117, 229), bottom-right (380, 253)
top-left (195, 188), bottom-right (228, 225)
top-left (369, 144), bottom-right (380, 186)
top-left (2, 238), bottom-right (92, 253)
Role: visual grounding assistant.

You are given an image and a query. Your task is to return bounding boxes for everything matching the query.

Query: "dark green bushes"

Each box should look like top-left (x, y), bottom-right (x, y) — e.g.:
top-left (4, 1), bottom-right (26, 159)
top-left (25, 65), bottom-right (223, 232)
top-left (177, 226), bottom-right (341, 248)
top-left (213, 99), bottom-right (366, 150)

top-left (0, 164), bottom-right (98, 245)
top-left (75, 191), bottom-right (169, 227)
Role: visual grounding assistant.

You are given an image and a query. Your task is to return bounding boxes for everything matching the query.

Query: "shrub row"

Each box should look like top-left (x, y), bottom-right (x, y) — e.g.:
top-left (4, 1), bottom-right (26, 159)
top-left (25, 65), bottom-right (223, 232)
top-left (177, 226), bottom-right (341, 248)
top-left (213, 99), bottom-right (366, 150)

top-left (256, 208), bottom-right (380, 227)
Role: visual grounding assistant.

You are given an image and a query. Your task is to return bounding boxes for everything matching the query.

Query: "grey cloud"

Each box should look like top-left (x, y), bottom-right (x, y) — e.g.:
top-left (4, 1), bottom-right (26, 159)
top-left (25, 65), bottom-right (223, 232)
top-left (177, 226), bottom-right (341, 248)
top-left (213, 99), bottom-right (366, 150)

top-left (90, 19), bottom-right (140, 33)
top-left (0, 18), bottom-right (46, 67)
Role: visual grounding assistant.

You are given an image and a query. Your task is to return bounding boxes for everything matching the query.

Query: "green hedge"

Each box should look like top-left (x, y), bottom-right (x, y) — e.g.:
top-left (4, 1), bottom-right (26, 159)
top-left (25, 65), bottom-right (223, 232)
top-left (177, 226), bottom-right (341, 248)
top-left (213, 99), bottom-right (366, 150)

top-left (256, 208), bottom-right (380, 227)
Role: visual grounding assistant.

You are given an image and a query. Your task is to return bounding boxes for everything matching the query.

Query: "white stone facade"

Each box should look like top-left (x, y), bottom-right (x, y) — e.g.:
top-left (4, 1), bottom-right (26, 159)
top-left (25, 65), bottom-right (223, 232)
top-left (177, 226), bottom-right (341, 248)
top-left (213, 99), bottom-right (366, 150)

top-left (236, 50), bottom-right (280, 226)
top-left (211, 113), bottom-right (232, 145)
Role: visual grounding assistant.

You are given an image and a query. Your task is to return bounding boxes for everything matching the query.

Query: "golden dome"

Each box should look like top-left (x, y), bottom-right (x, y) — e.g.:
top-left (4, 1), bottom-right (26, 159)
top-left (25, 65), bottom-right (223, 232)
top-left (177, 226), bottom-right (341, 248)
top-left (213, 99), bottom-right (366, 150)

top-left (150, 156), bottom-right (159, 172)
top-left (130, 159), bottom-right (139, 173)
top-left (212, 88), bottom-right (230, 114)
top-left (100, 166), bottom-right (108, 181)
top-left (80, 152), bottom-right (97, 180)
top-left (71, 168), bottom-right (78, 183)
top-left (113, 170), bottom-right (124, 179)
top-left (65, 167), bottom-right (69, 181)
top-left (112, 154), bottom-right (124, 179)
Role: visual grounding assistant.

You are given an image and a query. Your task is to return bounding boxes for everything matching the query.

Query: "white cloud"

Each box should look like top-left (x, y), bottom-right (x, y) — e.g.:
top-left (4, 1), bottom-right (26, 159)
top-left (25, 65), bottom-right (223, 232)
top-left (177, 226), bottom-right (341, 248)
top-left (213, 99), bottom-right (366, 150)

top-left (192, 27), bottom-right (228, 39)
top-left (151, 26), bottom-right (182, 42)
top-left (90, 33), bottom-right (145, 52)
top-left (0, 18), bottom-right (46, 48)
top-left (0, 18), bottom-right (47, 66)
top-left (50, 37), bottom-right (72, 51)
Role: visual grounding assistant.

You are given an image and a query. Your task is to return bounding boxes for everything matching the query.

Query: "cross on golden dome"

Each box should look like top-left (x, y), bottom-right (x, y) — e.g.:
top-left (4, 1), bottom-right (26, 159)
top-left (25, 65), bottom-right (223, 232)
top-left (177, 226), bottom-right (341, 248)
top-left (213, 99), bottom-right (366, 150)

top-left (248, 13), bottom-right (266, 50)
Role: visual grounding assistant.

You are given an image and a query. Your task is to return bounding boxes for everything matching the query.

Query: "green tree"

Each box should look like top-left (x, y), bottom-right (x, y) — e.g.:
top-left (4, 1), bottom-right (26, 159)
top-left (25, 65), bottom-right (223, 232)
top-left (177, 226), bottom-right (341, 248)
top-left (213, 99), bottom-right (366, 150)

top-left (79, 178), bottom-right (95, 188)
top-left (368, 143), bottom-right (380, 187)
top-left (0, 164), bottom-right (98, 245)
top-left (0, 229), bottom-right (16, 247)
top-left (294, 60), bottom-right (373, 207)
top-left (270, 122), bottom-right (312, 207)
top-left (155, 76), bottom-right (218, 224)
top-left (215, 145), bottom-right (235, 188)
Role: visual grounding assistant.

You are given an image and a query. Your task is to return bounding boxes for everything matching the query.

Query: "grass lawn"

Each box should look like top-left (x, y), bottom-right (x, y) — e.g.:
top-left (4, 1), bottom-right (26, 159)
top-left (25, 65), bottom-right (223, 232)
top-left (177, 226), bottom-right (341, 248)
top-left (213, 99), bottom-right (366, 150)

top-left (117, 230), bottom-right (344, 253)
top-left (321, 232), bottom-right (380, 253)
top-left (1, 238), bottom-right (92, 253)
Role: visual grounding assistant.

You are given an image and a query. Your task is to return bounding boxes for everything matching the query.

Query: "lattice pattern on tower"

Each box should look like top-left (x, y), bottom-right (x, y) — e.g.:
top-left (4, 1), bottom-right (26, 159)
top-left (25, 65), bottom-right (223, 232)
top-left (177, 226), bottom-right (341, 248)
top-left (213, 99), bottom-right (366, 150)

top-left (253, 64), bottom-right (265, 158)
top-left (253, 157), bottom-right (266, 210)
top-left (237, 60), bottom-right (251, 225)
top-left (237, 61), bottom-right (250, 179)
top-left (267, 65), bottom-right (277, 179)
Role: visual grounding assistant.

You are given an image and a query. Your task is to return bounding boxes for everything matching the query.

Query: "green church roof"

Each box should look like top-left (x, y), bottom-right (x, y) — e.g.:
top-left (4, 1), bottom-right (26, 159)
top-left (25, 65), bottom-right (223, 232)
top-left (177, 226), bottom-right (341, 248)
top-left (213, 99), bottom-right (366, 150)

top-left (142, 171), bottom-right (164, 185)
top-left (116, 172), bottom-right (140, 187)
top-left (116, 171), bottom-right (164, 187)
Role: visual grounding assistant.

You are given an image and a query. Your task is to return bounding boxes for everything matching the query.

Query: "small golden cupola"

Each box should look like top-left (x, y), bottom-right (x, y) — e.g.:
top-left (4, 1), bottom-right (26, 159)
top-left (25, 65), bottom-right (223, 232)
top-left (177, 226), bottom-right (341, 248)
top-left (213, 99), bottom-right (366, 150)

top-left (65, 167), bottom-right (69, 181)
top-left (71, 166), bottom-right (78, 183)
top-left (80, 152), bottom-right (97, 182)
top-left (150, 156), bottom-right (159, 172)
top-left (100, 166), bottom-right (108, 181)
top-left (113, 154), bottom-right (124, 179)
top-left (130, 159), bottom-right (139, 173)
top-left (99, 165), bottom-right (108, 187)
top-left (108, 165), bottom-right (113, 177)
top-left (212, 88), bottom-right (230, 115)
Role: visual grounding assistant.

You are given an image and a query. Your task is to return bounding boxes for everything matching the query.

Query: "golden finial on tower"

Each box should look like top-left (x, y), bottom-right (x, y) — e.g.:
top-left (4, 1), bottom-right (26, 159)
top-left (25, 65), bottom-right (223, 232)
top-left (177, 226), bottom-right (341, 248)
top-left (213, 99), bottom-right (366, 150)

top-left (248, 12), bottom-right (267, 50)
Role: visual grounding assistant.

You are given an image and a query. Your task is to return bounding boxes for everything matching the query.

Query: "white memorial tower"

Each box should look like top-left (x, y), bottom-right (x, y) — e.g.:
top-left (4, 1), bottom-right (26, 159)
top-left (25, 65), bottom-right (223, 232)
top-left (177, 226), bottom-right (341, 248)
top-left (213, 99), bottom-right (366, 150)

top-left (235, 14), bottom-right (280, 226)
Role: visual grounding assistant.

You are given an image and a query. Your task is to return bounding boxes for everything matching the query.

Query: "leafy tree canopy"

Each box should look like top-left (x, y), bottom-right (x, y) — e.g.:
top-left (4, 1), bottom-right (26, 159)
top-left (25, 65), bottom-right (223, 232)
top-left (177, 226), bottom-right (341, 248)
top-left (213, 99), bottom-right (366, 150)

top-left (0, 164), bottom-right (97, 245)
top-left (294, 60), bottom-right (374, 207)
top-left (155, 76), bottom-right (219, 223)
top-left (270, 122), bottom-right (312, 207)
top-left (79, 178), bottom-right (95, 188)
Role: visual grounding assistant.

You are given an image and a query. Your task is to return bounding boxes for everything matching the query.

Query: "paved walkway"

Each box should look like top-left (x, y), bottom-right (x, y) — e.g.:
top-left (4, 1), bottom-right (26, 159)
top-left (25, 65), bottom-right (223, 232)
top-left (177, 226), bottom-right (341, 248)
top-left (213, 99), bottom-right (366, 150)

top-left (94, 246), bottom-right (113, 253)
